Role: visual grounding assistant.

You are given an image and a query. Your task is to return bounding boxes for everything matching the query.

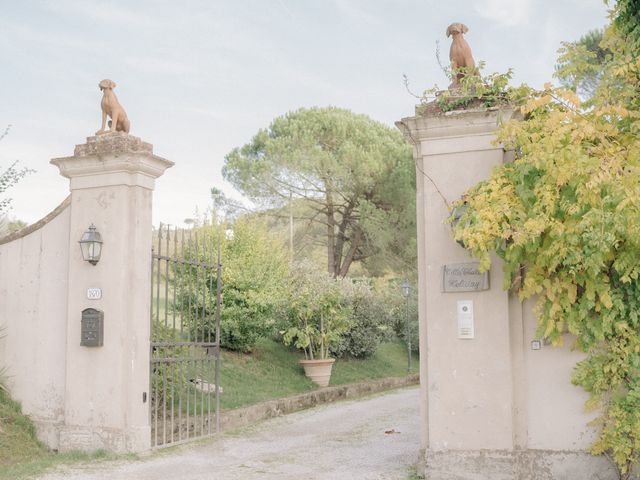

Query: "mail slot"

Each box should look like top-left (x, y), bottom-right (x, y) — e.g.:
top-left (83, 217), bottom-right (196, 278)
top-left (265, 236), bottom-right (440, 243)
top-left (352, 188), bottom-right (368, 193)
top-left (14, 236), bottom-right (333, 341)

top-left (81, 308), bottom-right (104, 347)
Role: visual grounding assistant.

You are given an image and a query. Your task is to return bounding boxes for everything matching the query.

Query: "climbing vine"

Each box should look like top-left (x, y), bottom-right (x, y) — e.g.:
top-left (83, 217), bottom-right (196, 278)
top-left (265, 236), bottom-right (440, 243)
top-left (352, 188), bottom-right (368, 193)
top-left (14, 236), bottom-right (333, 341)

top-left (449, 7), bottom-right (640, 478)
top-left (418, 63), bottom-right (527, 114)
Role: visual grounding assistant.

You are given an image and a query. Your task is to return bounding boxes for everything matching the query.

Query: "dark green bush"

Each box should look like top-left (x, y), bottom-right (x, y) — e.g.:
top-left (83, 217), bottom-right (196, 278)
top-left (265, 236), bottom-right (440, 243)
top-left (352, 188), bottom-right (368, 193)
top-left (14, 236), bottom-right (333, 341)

top-left (177, 218), bottom-right (289, 352)
top-left (330, 280), bottom-right (391, 358)
top-left (381, 278), bottom-right (419, 353)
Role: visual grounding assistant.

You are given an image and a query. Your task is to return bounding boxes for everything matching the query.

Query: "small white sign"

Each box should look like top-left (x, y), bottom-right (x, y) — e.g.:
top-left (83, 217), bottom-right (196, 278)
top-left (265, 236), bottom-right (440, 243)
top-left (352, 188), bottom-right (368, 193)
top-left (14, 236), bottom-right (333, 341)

top-left (457, 300), bottom-right (474, 339)
top-left (87, 288), bottom-right (102, 300)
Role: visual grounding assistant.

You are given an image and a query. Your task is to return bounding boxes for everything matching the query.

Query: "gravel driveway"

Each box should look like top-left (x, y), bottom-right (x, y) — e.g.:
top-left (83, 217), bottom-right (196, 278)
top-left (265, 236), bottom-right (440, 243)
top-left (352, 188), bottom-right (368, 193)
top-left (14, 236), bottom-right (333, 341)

top-left (36, 386), bottom-right (420, 480)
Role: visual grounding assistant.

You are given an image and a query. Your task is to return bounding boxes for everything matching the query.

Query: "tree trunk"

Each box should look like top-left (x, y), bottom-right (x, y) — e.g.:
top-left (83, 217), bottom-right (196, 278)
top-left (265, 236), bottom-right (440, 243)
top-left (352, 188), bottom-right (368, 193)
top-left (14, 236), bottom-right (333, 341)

top-left (289, 192), bottom-right (294, 262)
top-left (325, 191), bottom-right (337, 277)
top-left (338, 227), bottom-right (363, 278)
top-left (333, 201), bottom-right (355, 277)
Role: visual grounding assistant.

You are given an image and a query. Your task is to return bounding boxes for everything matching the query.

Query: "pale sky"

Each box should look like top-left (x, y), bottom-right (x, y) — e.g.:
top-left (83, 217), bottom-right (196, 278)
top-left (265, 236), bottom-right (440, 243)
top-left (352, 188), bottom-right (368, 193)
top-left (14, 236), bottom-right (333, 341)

top-left (1, 0), bottom-right (608, 227)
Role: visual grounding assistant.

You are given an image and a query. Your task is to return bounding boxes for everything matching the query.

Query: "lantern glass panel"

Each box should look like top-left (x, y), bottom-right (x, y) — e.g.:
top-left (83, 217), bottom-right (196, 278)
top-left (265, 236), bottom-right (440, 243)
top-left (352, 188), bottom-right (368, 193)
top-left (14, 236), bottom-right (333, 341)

top-left (79, 224), bottom-right (103, 265)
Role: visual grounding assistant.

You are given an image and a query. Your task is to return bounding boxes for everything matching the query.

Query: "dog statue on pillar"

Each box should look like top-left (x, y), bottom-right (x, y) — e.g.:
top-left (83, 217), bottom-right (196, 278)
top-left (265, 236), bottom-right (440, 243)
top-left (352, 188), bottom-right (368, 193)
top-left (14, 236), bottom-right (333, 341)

top-left (95, 79), bottom-right (130, 135)
top-left (446, 23), bottom-right (476, 90)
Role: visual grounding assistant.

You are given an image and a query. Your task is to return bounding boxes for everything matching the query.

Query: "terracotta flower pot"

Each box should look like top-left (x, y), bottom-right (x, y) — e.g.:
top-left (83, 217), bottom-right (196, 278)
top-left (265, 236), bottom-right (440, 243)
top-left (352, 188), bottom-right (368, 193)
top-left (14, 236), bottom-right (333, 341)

top-left (299, 358), bottom-right (336, 387)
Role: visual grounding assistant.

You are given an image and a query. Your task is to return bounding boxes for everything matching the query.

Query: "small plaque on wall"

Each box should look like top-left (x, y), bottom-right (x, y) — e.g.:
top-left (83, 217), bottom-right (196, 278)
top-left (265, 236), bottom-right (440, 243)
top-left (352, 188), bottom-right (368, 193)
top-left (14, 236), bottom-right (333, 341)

top-left (441, 262), bottom-right (489, 292)
top-left (87, 287), bottom-right (102, 300)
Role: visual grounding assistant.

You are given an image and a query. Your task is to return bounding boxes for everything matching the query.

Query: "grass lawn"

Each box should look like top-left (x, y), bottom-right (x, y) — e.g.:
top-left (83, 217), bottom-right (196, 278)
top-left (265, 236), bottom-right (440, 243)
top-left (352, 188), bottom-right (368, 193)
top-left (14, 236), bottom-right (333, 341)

top-left (0, 390), bottom-right (48, 473)
top-left (0, 390), bottom-right (133, 480)
top-left (218, 337), bottom-right (418, 410)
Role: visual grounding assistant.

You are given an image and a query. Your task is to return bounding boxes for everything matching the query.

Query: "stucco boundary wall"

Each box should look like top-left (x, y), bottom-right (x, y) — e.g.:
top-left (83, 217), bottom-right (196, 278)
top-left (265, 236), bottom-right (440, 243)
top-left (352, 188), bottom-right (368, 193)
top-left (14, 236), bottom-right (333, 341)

top-left (0, 196), bottom-right (72, 448)
top-left (0, 132), bottom-right (173, 453)
top-left (397, 107), bottom-right (617, 480)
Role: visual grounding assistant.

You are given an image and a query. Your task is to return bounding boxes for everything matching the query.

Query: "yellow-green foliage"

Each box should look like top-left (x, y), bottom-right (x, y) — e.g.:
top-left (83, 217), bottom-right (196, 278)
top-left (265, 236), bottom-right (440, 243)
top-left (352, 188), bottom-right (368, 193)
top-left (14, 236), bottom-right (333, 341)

top-left (450, 11), bottom-right (640, 477)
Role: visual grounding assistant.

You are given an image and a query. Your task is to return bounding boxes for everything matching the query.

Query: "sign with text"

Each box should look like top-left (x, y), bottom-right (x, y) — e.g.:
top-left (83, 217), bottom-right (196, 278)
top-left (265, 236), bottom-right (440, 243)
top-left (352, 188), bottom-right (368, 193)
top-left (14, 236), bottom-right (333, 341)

top-left (441, 262), bottom-right (489, 293)
top-left (87, 288), bottom-right (102, 300)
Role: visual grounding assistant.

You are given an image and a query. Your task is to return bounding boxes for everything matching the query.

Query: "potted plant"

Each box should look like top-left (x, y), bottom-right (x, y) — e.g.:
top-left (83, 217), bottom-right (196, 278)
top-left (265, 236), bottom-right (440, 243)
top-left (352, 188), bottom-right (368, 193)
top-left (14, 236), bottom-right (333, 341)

top-left (282, 263), bottom-right (351, 387)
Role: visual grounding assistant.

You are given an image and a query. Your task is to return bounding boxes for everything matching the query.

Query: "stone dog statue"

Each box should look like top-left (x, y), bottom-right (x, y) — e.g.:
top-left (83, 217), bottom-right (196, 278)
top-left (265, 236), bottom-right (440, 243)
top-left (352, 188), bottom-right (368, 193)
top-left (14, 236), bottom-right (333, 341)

top-left (446, 23), bottom-right (476, 89)
top-left (95, 79), bottom-right (130, 135)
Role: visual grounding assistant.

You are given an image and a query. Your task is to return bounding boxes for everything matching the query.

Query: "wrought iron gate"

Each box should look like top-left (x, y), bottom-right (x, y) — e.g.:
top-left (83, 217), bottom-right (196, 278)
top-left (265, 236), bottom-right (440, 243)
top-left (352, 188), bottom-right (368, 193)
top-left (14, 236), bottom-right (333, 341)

top-left (150, 224), bottom-right (221, 447)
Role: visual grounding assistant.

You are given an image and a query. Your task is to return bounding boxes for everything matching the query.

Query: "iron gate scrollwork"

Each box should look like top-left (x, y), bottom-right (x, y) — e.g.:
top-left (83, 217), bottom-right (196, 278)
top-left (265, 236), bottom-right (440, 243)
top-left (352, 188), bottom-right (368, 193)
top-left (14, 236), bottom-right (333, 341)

top-left (150, 224), bottom-right (222, 447)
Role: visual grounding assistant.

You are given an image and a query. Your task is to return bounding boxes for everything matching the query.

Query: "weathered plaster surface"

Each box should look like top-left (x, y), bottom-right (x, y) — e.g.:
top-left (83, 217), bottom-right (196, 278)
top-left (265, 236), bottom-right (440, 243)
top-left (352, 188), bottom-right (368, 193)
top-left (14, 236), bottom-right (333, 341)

top-left (0, 198), bottom-right (71, 449)
top-left (424, 449), bottom-right (617, 480)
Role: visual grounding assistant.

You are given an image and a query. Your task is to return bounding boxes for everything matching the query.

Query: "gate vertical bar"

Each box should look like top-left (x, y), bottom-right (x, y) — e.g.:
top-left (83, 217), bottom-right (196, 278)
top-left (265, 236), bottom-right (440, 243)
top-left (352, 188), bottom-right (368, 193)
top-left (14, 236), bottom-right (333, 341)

top-left (215, 233), bottom-right (222, 433)
top-left (171, 226), bottom-right (178, 444)
top-left (199, 230), bottom-right (206, 436)
top-left (162, 225), bottom-right (170, 446)
top-left (154, 224), bottom-right (163, 447)
top-left (194, 231), bottom-right (200, 437)
top-left (207, 231), bottom-right (214, 435)
top-left (149, 228), bottom-right (156, 447)
top-left (186, 227), bottom-right (192, 439)
top-left (178, 228), bottom-right (185, 442)
top-left (163, 225), bottom-right (172, 444)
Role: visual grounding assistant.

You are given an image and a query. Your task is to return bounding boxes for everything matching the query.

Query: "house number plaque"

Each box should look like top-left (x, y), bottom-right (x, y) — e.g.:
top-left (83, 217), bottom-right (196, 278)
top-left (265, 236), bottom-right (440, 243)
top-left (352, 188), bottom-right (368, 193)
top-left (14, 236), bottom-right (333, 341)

top-left (87, 288), bottom-right (102, 300)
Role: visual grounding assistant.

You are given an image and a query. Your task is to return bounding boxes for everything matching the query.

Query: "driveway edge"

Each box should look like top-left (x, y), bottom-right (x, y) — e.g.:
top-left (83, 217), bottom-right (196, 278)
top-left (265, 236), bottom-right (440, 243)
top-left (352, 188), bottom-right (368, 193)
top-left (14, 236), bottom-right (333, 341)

top-left (219, 374), bottom-right (419, 432)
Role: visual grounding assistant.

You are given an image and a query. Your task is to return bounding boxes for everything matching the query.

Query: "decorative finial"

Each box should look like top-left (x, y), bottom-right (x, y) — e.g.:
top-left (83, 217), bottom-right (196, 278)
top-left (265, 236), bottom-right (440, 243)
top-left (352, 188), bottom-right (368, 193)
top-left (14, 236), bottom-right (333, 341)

top-left (446, 23), bottom-right (476, 90)
top-left (95, 79), bottom-right (130, 135)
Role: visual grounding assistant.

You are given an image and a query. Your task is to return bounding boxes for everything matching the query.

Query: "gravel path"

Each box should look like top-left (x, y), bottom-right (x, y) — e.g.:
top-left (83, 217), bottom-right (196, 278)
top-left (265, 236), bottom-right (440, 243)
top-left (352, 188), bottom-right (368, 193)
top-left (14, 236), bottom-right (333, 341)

top-left (36, 386), bottom-right (420, 480)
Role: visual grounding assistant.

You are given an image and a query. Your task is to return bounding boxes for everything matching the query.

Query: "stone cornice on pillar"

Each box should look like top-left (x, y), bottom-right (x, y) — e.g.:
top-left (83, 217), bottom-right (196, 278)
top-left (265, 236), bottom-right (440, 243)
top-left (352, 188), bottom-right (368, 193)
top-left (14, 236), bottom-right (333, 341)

top-left (50, 133), bottom-right (174, 190)
top-left (395, 106), bottom-right (515, 154)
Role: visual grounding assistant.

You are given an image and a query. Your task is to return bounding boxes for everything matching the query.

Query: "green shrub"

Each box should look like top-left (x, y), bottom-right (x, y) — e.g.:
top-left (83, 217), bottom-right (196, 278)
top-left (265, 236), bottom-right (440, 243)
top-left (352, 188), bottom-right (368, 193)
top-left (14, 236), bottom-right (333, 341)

top-left (177, 218), bottom-right (289, 352)
top-left (394, 312), bottom-right (419, 354)
top-left (330, 279), bottom-right (391, 358)
top-left (380, 278), bottom-right (419, 353)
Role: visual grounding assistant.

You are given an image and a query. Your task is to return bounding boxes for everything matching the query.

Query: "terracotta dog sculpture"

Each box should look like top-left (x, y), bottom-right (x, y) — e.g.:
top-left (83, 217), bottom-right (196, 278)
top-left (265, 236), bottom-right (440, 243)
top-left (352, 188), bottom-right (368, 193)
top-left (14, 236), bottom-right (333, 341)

top-left (446, 23), bottom-right (476, 89)
top-left (96, 79), bottom-right (130, 135)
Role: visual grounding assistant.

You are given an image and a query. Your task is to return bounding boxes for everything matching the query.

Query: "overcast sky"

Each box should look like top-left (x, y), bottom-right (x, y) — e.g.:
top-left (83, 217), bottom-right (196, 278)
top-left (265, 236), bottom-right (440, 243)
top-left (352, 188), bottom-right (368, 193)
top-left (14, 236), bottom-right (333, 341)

top-left (1, 0), bottom-right (609, 227)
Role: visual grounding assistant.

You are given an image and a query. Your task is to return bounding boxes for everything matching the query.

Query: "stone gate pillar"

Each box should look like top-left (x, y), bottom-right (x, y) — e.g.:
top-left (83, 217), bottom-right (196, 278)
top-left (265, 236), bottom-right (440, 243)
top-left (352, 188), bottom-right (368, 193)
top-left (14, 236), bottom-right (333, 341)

top-left (397, 106), bottom-right (616, 479)
top-left (397, 107), bottom-right (517, 475)
top-left (51, 133), bottom-right (173, 452)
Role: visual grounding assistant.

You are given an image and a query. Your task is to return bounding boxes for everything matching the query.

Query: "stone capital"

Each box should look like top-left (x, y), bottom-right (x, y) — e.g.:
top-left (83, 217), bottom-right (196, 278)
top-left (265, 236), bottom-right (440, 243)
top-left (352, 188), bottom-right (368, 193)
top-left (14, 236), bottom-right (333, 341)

top-left (50, 133), bottom-right (174, 190)
top-left (396, 106), bottom-right (515, 149)
top-left (396, 107), bottom-right (514, 158)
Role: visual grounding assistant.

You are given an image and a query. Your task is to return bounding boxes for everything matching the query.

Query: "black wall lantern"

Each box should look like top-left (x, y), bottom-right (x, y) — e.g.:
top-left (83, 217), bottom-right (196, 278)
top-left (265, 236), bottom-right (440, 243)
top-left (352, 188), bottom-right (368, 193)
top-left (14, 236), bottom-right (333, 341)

top-left (79, 224), bottom-right (103, 265)
top-left (449, 202), bottom-right (468, 229)
top-left (449, 202), bottom-right (468, 248)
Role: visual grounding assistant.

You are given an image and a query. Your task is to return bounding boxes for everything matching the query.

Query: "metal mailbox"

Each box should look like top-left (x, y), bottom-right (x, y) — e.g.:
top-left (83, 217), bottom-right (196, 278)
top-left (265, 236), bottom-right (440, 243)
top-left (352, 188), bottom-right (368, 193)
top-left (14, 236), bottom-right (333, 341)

top-left (81, 308), bottom-right (104, 347)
